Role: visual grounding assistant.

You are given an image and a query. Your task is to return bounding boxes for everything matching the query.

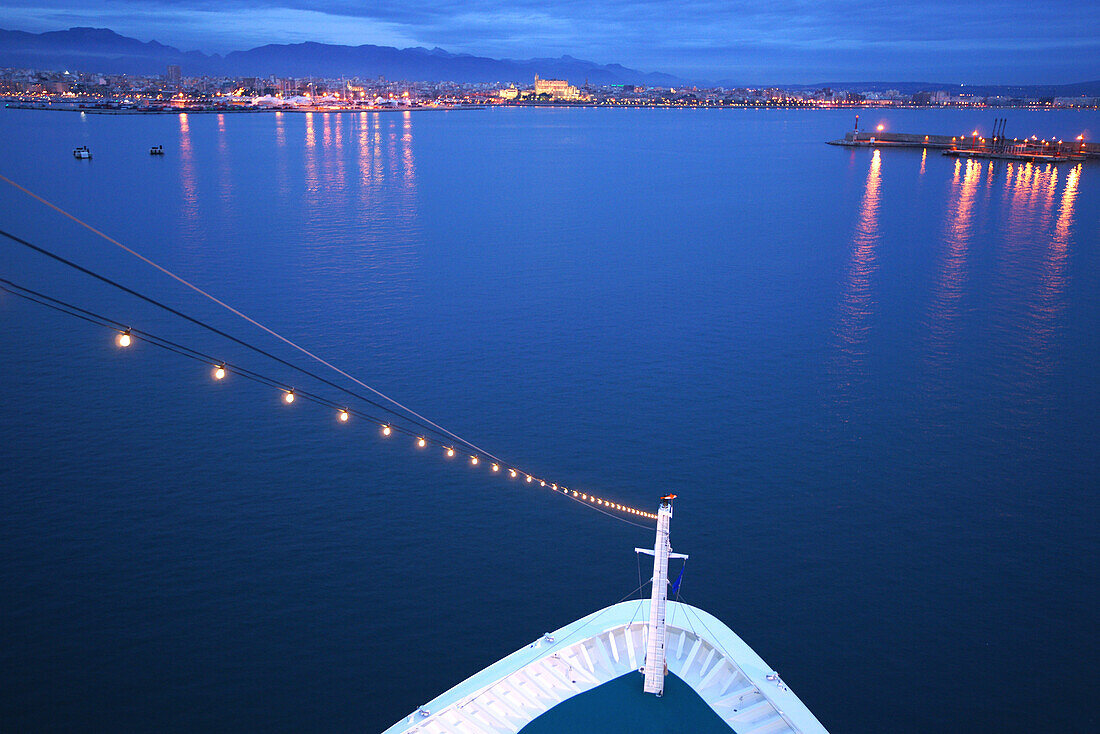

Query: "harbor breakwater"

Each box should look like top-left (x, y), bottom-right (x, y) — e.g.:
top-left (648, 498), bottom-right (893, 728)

top-left (829, 130), bottom-right (1099, 159)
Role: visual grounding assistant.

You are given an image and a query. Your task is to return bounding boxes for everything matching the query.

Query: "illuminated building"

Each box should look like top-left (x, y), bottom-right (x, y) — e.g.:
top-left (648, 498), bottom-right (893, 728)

top-left (533, 75), bottom-right (580, 100)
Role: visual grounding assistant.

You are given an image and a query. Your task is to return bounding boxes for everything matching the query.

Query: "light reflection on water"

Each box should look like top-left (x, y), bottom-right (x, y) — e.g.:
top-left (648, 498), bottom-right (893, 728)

top-left (176, 113), bottom-right (198, 232)
top-left (832, 147), bottom-right (1087, 422)
top-left (834, 148), bottom-right (882, 387)
top-left (1, 108), bottom-right (1095, 734)
top-left (273, 111), bottom-right (289, 209)
top-left (216, 113), bottom-right (232, 209)
top-left (248, 110), bottom-right (423, 314)
top-left (926, 157), bottom-right (980, 364)
top-left (1028, 163), bottom-right (1081, 368)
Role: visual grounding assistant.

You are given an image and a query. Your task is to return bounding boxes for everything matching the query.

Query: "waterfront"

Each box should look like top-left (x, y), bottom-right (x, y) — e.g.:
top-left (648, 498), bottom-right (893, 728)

top-left (0, 106), bottom-right (1097, 732)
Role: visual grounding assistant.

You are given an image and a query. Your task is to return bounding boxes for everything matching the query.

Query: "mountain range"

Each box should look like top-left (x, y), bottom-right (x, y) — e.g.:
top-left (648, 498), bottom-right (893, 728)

top-left (0, 27), bottom-right (683, 86)
top-left (2, 27), bottom-right (1098, 96)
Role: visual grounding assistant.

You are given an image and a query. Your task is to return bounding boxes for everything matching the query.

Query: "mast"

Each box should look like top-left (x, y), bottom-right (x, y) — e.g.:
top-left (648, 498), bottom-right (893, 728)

top-left (638, 494), bottom-right (686, 696)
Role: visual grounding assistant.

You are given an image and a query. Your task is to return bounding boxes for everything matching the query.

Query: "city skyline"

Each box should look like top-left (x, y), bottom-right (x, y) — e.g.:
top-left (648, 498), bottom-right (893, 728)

top-left (0, 0), bottom-right (1098, 85)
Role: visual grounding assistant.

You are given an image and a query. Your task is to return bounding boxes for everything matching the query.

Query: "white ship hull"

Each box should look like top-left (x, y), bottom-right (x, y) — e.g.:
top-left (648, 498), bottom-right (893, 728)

top-left (384, 599), bottom-right (828, 734)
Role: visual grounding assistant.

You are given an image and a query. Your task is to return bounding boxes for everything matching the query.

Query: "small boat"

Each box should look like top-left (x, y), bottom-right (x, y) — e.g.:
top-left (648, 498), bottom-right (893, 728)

top-left (149, 145), bottom-right (164, 156)
top-left (72, 146), bottom-right (91, 159)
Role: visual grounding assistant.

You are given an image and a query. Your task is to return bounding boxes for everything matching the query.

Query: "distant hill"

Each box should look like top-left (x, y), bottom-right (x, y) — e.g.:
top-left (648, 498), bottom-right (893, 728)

top-left (0, 27), bottom-right (210, 75)
top-left (0, 27), bottom-right (684, 86)
top-left (770, 80), bottom-right (1100, 97)
top-left (3, 27), bottom-right (1096, 93)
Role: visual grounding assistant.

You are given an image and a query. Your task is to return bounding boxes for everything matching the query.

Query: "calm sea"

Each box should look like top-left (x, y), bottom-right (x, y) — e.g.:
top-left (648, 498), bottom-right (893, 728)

top-left (0, 106), bottom-right (1097, 732)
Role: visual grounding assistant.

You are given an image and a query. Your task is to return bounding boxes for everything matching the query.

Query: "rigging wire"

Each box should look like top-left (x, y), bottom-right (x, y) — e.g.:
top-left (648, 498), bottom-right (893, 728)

top-left (0, 227), bottom-right (473, 453)
top-left (0, 173), bottom-right (504, 464)
top-left (0, 277), bottom-right (657, 528)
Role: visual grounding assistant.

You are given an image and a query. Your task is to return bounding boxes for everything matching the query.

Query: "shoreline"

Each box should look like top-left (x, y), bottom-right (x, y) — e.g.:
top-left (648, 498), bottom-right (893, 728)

top-left (2, 102), bottom-right (485, 114)
top-left (6, 100), bottom-right (1098, 115)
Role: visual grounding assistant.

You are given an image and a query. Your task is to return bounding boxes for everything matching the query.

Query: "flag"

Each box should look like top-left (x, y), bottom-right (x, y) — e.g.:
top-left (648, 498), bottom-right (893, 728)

top-left (670, 564), bottom-right (685, 595)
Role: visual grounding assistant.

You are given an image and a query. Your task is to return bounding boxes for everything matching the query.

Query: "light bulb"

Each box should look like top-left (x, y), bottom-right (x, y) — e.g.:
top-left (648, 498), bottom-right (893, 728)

top-left (470, 456), bottom-right (479, 466)
top-left (417, 437), bottom-right (426, 448)
top-left (525, 475), bottom-right (533, 483)
top-left (509, 469), bottom-right (517, 478)
top-left (382, 425), bottom-right (391, 436)
top-left (284, 390), bottom-right (295, 404)
top-left (339, 409), bottom-right (349, 422)
top-left (492, 463), bottom-right (500, 472)
top-left (540, 481), bottom-right (546, 487)
top-left (213, 365), bottom-right (226, 380)
top-left (446, 447), bottom-right (455, 458)
top-left (116, 331), bottom-right (132, 348)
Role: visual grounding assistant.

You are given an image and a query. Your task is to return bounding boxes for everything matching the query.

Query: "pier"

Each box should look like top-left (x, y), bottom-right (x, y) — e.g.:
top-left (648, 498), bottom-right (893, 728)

top-left (829, 120), bottom-right (1098, 161)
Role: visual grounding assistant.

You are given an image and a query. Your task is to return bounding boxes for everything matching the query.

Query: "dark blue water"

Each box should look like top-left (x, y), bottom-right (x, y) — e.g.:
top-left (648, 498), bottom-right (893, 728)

top-left (0, 106), bottom-right (1097, 732)
top-left (520, 672), bottom-right (730, 734)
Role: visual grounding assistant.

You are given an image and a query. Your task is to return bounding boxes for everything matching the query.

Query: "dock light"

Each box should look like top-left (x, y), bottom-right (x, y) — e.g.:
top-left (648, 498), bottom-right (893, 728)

top-left (509, 469), bottom-right (518, 478)
top-left (339, 409), bottom-right (349, 422)
top-left (417, 437), bottom-right (426, 448)
top-left (213, 364), bottom-right (226, 380)
top-left (1078, 134), bottom-right (1085, 140)
top-left (446, 447), bottom-right (455, 458)
top-left (492, 463), bottom-right (500, 472)
top-left (382, 424), bottom-right (391, 436)
top-left (470, 456), bottom-right (479, 466)
top-left (972, 130), bottom-right (978, 136)
top-left (284, 390), bottom-right (295, 404)
top-left (116, 330), bottom-right (132, 348)
top-left (876, 124), bottom-right (884, 131)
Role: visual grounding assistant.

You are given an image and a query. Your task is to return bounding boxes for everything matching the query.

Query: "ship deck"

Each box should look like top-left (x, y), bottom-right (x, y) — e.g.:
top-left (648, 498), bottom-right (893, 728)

top-left (384, 599), bottom-right (828, 733)
top-left (518, 670), bottom-right (735, 734)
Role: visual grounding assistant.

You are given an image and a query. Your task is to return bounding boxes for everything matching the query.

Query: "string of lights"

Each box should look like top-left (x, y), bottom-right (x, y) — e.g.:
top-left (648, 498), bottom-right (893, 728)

top-left (0, 226), bottom-right (473, 453)
top-left (0, 277), bottom-right (658, 525)
top-left (0, 172), bottom-right (507, 467)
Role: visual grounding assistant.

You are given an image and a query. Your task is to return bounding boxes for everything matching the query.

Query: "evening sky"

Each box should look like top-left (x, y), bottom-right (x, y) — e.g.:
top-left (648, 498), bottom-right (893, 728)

top-left (0, 0), bottom-right (1097, 84)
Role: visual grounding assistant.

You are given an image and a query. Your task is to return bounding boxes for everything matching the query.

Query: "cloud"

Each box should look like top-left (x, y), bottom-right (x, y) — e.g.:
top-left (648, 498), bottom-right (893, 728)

top-left (0, 0), bottom-right (1097, 83)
